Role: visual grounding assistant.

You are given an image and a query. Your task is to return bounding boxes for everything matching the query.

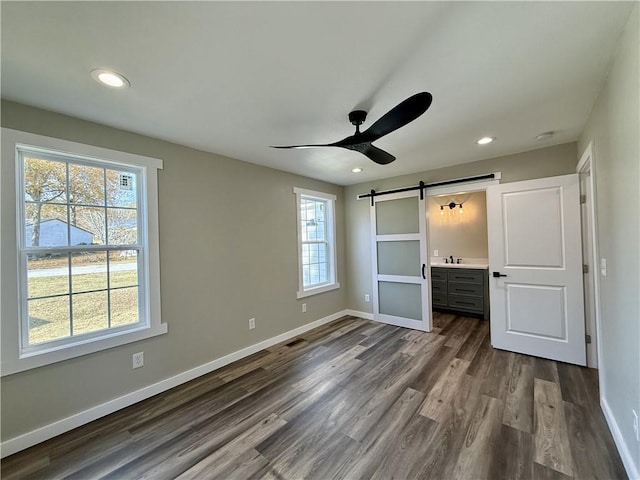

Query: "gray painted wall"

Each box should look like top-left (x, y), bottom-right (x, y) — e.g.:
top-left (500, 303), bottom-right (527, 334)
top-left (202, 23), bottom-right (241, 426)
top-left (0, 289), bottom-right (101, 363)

top-left (0, 101), bottom-right (347, 440)
top-left (344, 142), bottom-right (578, 313)
top-left (578, 5), bottom-right (639, 475)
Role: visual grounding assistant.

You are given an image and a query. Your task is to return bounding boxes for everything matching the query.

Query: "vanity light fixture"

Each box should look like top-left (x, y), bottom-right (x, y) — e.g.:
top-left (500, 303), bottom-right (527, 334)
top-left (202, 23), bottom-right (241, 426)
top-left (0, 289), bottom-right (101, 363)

top-left (351, 167), bottom-right (363, 173)
top-left (476, 136), bottom-right (495, 145)
top-left (440, 201), bottom-right (464, 214)
top-left (91, 69), bottom-right (130, 89)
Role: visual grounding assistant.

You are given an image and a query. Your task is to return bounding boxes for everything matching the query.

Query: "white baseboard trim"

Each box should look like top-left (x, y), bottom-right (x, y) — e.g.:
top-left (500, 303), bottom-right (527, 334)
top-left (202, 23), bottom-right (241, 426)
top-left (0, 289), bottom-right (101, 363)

top-left (344, 309), bottom-right (374, 320)
top-left (601, 396), bottom-right (640, 480)
top-left (0, 309), bottom-right (349, 458)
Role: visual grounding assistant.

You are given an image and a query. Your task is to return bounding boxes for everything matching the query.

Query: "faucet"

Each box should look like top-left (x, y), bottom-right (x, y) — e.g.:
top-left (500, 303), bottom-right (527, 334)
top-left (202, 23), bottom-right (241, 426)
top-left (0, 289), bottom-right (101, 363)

top-left (449, 255), bottom-right (454, 264)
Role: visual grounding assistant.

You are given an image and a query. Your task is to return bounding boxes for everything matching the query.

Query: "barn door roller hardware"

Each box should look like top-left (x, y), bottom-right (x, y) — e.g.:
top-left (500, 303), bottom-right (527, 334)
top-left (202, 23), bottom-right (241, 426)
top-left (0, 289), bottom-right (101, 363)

top-left (359, 173), bottom-right (496, 206)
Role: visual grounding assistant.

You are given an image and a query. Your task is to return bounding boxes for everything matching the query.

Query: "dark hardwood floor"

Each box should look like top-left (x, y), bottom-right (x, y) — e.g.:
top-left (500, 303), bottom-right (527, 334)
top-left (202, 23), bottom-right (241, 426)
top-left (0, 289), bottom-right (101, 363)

top-left (1, 314), bottom-right (627, 479)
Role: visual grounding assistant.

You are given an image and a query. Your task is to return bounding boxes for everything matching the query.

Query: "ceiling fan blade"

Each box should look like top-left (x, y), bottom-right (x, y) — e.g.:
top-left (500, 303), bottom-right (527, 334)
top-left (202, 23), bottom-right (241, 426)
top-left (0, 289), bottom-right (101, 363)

top-left (360, 92), bottom-right (432, 142)
top-left (270, 143), bottom-right (332, 149)
top-left (345, 143), bottom-right (396, 165)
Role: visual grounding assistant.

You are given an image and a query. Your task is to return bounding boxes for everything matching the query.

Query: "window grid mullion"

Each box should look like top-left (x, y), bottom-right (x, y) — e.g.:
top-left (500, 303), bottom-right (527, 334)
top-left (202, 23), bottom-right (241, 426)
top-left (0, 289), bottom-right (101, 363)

top-left (103, 168), bottom-right (109, 246)
top-left (28, 284), bottom-right (140, 302)
top-left (67, 251), bottom-right (74, 336)
top-left (22, 245), bottom-right (142, 255)
top-left (107, 250), bottom-right (112, 328)
top-left (63, 163), bottom-right (74, 337)
top-left (25, 200), bottom-right (137, 211)
top-left (65, 162), bottom-right (71, 247)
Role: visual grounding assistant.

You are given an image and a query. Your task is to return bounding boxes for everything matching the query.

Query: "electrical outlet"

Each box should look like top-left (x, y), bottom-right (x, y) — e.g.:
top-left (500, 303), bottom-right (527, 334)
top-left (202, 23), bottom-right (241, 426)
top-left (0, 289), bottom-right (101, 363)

top-left (249, 318), bottom-right (256, 330)
top-left (132, 352), bottom-right (144, 369)
top-left (433, 249), bottom-right (439, 257)
top-left (365, 294), bottom-right (370, 303)
top-left (302, 303), bottom-right (307, 313)
top-left (633, 410), bottom-right (639, 442)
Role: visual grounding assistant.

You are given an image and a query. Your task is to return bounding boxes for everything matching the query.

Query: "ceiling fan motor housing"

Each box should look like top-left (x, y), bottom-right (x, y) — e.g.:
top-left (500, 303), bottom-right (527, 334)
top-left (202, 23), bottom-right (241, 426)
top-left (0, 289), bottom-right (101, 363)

top-left (349, 110), bottom-right (367, 126)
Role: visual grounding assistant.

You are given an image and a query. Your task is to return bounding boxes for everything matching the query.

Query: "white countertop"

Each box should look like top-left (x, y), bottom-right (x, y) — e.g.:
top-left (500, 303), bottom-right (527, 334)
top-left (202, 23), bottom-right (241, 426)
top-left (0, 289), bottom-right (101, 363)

top-left (430, 263), bottom-right (489, 270)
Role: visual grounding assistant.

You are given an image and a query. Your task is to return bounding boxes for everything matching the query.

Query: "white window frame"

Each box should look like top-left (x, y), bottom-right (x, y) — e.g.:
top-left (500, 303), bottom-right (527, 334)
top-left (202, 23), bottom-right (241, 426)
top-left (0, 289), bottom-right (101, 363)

top-left (294, 187), bottom-right (340, 299)
top-left (1, 128), bottom-right (166, 376)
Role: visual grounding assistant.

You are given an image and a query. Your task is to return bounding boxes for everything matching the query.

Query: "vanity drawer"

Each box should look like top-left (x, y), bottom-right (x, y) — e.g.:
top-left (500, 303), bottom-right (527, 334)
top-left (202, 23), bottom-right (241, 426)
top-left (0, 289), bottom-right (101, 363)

top-left (431, 268), bottom-right (447, 281)
top-left (432, 291), bottom-right (447, 307)
top-left (448, 282), bottom-right (484, 296)
top-left (447, 294), bottom-right (483, 312)
top-left (448, 269), bottom-right (484, 284)
top-left (431, 280), bottom-right (447, 294)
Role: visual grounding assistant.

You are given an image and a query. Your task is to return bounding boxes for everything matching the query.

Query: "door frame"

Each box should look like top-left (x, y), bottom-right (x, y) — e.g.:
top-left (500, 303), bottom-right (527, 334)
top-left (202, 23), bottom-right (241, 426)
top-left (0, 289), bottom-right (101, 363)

top-left (577, 141), bottom-right (603, 371)
top-left (370, 189), bottom-right (431, 331)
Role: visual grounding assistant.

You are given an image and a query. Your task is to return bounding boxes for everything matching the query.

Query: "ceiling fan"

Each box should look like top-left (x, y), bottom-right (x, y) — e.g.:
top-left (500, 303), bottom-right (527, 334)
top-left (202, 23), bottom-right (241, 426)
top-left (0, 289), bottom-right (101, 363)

top-left (271, 92), bottom-right (433, 165)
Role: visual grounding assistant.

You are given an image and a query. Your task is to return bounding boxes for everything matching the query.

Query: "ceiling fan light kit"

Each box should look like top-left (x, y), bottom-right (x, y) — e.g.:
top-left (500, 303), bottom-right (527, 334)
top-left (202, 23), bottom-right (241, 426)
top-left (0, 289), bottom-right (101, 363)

top-left (272, 92), bottom-right (433, 165)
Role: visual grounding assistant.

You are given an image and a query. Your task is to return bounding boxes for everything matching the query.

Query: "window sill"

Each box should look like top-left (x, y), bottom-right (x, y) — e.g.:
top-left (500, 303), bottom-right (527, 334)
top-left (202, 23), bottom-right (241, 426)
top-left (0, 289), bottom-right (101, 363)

top-left (2, 322), bottom-right (168, 377)
top-left (297, 282), bottom-right (340, 299)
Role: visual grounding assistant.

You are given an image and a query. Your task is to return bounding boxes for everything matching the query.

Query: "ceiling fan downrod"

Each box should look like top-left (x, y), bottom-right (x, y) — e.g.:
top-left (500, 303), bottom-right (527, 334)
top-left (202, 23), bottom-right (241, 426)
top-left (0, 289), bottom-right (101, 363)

top-left (348, 110), bottom-right (367, 135)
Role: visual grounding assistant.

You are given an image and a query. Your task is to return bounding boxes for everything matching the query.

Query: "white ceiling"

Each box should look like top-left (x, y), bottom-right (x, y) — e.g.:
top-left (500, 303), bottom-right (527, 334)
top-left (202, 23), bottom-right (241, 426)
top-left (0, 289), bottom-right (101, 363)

top-left (1, 2), bottom-right (634, 186)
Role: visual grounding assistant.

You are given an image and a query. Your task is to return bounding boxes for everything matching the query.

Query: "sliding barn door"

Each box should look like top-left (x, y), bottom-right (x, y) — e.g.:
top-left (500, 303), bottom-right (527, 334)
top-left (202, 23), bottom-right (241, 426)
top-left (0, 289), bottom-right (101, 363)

top-left (371, 190), bottom-right (431, 331)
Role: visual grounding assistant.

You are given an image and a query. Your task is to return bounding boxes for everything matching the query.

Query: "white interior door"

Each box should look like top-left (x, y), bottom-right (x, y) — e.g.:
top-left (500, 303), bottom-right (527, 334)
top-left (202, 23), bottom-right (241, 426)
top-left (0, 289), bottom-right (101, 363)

top-left (371, 190), bottom-right (431, 331)
top-left (487, 174), bottom-right (586, 365)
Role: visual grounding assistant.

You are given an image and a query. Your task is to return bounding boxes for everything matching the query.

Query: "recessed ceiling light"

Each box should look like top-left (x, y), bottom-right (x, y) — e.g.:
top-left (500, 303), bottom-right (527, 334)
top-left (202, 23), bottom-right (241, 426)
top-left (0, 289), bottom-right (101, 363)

top-left (476, 136), bottom-right (495, 145)
top-left (536, 131), bottom-right (554, 141)
top-left (351, 167), bottom-right (363, 173)
top-left (91, 69), bottom-right (130, 88)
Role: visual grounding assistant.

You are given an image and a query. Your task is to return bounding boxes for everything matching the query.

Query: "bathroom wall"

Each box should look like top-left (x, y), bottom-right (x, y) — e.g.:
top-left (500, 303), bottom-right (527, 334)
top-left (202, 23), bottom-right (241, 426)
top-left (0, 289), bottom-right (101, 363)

top-left (428, 191), bottom-right (488, 260)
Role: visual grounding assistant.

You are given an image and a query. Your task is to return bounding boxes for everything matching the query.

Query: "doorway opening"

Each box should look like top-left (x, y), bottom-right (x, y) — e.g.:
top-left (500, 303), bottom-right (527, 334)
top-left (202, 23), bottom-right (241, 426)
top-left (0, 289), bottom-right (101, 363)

top-left (427, 190), bottom-right (490, 321)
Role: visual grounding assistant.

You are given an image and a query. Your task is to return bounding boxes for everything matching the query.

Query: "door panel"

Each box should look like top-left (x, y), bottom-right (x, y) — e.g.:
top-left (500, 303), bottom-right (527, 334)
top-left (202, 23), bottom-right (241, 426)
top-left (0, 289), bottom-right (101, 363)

top-left (375, 196), bottom-right (420, 234)
top-left (503, 188), bottom-right (564, 267)
top-left (371, 190), bottom-right (431, 331)
top-left (377, 241), bottom-right (421, 276)
top-left (506, 284), bottom-right (566, 338)
top-left (487, 174), bottom-right (585, 365)
top-left (378, 281), bottom-right (423, 320)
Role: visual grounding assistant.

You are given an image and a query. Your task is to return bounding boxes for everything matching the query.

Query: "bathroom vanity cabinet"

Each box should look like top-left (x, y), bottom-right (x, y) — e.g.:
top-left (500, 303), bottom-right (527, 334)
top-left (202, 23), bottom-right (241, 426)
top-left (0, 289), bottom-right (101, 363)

top-left (431, 266), bottom-right (489, 319)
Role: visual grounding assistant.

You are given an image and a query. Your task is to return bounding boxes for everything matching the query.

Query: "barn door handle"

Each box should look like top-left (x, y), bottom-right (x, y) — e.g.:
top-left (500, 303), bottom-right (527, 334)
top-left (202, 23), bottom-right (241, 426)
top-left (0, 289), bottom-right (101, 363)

top-left (422, 264), bottom-right (426, 279)
top-left (492, 271), bottom-right (507, 277)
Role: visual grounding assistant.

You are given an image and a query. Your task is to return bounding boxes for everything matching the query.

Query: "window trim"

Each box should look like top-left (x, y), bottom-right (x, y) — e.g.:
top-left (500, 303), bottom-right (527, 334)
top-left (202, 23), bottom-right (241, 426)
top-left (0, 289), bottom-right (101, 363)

top-left (293, 187), bottom-right (340, 299)
top-left (1, 128), bottom-right (166, 376)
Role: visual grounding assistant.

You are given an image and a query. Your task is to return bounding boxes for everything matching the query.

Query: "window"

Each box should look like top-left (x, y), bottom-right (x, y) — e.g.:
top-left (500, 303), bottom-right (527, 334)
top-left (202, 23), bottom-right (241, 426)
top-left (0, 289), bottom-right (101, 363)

top-left (2, 128), bottom-right (165, 375)
top-left (294, 188), bottom-right (339, 298)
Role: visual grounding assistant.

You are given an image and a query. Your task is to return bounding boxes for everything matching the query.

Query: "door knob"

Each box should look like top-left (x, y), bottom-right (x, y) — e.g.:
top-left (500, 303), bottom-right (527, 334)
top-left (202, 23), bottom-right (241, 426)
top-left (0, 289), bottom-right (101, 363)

top-left (492, 272), bottom-right (507, 277)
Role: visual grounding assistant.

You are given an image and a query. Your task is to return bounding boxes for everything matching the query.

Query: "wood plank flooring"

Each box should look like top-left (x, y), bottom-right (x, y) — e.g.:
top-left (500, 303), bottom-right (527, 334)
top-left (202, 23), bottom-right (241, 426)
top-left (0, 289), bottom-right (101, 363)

top-left (1, 313), bottom-right (627, 480)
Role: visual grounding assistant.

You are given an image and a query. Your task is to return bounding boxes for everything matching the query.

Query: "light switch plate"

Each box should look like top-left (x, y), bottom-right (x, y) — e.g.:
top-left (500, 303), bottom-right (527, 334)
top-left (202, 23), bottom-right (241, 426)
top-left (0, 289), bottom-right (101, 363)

top-left (600, 258), bottom-right (607, 276)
